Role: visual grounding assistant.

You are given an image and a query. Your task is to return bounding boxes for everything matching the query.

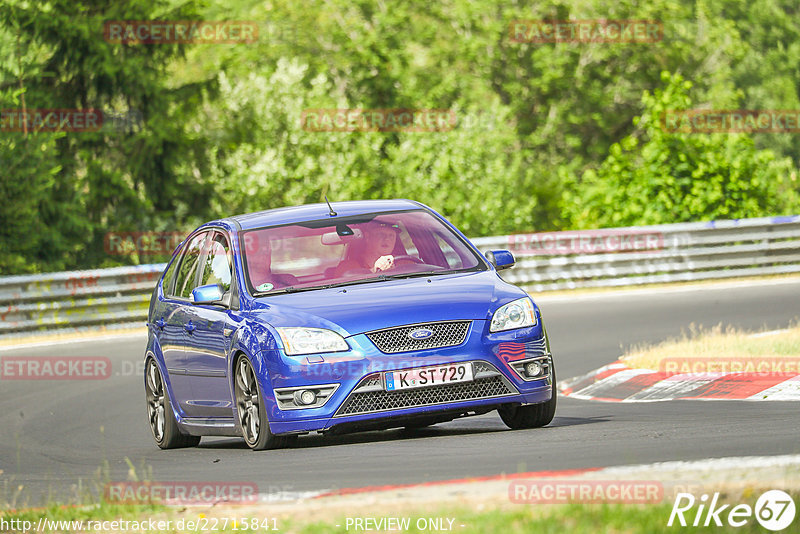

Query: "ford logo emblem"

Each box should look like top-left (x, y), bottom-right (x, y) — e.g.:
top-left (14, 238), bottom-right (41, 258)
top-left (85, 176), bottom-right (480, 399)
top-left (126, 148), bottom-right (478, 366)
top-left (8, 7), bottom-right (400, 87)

top-left (408, 328), bottom-right (434, 340)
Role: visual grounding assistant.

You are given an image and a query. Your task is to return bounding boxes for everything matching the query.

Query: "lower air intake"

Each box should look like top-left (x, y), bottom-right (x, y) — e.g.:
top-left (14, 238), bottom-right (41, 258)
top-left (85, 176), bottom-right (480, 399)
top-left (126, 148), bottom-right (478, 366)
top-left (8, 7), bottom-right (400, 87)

top-left (334, 361), bottom-right (518, 417)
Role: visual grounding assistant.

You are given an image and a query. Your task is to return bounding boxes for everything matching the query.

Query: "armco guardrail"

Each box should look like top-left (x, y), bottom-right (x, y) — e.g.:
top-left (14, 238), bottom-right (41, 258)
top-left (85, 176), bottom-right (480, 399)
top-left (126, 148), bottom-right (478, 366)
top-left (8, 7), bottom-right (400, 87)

top-left (473, 215), bottom-right (800, 292)
top-left (0, 264), bottom-right (165, 335)
top-left (0, 215), bottom-right (799, 335)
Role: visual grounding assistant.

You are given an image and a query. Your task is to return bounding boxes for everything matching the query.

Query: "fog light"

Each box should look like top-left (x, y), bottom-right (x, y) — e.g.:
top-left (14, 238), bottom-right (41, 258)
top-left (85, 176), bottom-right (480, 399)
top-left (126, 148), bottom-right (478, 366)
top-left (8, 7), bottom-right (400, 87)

top-left (525, 362), bottom-right (542, 377)
top-left (294, 390), bottom-right (317, 406)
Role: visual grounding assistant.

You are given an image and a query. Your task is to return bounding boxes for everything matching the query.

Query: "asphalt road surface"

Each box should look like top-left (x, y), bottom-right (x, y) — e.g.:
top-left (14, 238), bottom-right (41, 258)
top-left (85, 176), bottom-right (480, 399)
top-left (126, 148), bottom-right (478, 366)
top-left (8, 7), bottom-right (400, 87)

top-left (1, 280), bottom-right (799, 505)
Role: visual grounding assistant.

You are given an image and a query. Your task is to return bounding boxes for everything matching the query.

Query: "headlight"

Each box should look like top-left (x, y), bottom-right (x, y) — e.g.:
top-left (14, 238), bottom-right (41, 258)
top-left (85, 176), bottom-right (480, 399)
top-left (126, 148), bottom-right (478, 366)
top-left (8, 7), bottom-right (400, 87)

top-left (490, 297), bottom-right (537, 332)
top-left (275, 327), bottom-right (349, 355)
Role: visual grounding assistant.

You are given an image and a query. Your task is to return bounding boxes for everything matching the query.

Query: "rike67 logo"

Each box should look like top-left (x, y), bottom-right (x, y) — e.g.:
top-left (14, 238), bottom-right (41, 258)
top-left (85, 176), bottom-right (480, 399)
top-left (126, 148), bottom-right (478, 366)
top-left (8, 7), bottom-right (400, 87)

top-left (668, 490), bottom-right (796, 531)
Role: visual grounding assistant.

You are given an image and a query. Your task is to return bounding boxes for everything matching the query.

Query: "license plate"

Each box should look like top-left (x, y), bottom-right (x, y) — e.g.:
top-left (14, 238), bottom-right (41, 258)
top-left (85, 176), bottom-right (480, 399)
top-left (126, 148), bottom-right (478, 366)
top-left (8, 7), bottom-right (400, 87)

top-left (385, 362), bottom-right (474, 392)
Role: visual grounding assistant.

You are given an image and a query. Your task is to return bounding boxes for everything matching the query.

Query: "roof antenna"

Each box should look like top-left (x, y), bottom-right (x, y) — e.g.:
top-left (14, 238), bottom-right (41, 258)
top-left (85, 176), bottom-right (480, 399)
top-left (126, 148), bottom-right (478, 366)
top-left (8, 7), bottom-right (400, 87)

top-left (325, 195), bottom-right (337, 217)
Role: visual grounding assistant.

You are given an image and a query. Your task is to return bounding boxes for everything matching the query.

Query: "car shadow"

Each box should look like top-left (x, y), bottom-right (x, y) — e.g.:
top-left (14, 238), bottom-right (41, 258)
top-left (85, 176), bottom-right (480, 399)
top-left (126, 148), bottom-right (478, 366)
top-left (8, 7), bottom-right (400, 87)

top-left (546, 415), bottom-right (610, 428)
top-left (196, 414), bottom-right (608, 450)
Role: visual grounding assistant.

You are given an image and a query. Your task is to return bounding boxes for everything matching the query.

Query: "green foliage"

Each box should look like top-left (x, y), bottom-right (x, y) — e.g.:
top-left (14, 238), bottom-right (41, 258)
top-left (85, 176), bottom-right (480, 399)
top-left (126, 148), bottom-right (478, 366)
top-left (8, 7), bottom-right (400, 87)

top-left (565, 72), bottom-right (798, 228)
top-left (2, 0), bottom-right (800, 274)
top-left (0, 0), bottom-right (209, 272)
top-left (0, 128), bottom-right (63, 274)
top-left (0, 17), bottom-right (78, 274)
top-left (188, 60), bottom-right (557, 236)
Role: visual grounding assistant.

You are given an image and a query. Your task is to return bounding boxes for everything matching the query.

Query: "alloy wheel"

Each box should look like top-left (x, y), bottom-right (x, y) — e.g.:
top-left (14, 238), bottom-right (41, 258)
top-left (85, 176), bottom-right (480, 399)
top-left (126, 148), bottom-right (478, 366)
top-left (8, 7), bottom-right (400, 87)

top-left (235, 358), bottom-right (261, 445)
top-left (145, 359), bottom-right (166, 442)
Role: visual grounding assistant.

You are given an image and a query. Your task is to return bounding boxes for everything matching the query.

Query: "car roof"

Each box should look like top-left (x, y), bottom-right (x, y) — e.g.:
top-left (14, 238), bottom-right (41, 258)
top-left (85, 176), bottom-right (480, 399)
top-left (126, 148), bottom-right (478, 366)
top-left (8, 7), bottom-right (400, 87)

top-left (225, 199), bottom-right (426, 230)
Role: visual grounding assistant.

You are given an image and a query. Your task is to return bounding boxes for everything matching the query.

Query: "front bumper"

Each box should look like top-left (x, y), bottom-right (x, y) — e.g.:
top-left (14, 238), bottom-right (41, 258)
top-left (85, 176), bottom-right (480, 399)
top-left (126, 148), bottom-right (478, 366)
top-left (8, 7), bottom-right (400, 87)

top-left (260, 319), bottom-right (554, 434)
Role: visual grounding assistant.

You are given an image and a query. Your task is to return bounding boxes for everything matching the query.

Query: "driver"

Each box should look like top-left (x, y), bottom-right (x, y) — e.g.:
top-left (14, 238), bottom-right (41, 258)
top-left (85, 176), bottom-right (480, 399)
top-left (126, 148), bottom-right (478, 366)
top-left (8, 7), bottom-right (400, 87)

top-left (335, 222), bottom-right (400, 276)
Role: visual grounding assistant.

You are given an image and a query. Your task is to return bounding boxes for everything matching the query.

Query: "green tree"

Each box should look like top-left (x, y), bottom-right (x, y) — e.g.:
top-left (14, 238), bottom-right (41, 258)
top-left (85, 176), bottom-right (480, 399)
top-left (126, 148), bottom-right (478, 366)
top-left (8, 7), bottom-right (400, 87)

top-left (564, 72), bottom-right (798, 228)
top-left (4, 0), bottom-right (800, 274)
top-left (0, 0), bottom-right (210, 271)
top-left (0, 116), bottom-right (63, 274)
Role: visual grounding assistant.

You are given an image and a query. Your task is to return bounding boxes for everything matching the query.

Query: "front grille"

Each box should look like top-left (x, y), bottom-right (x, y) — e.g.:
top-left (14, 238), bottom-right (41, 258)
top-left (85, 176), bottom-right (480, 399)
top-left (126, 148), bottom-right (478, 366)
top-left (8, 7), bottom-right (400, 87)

top-left (366, 321), bottom-right (471, 353)
top-left (335, 360), bottom-right (518, 417)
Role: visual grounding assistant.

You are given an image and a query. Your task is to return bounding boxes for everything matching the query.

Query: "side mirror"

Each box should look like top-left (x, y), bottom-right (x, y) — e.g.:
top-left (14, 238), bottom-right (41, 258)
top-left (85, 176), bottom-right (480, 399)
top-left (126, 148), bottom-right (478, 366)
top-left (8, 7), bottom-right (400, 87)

top-left (485, 249), bottom-right (515, 271)
top-left (191, 284), bottom-right (225, 305)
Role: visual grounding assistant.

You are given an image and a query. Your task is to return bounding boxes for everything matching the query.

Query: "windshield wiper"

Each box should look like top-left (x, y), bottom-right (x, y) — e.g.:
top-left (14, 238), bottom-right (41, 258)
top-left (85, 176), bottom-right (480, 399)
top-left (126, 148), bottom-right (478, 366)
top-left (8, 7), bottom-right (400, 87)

top-left (383, 269), bottom-right (467, 280)
top-left (252, 285), bottom-right (320, 296)
top-left (320, 275), bottom-right (394, 289)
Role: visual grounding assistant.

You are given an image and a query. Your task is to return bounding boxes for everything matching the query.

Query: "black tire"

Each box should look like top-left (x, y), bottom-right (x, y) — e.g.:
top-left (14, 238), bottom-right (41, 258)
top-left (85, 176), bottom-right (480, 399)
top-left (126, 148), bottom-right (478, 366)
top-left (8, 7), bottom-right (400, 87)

top-left (145, 358), bottom-right (201, 449)
top-left (234, 355), bottom-right (294, 450)
top-left (498, 365), bottom-right (557, 430)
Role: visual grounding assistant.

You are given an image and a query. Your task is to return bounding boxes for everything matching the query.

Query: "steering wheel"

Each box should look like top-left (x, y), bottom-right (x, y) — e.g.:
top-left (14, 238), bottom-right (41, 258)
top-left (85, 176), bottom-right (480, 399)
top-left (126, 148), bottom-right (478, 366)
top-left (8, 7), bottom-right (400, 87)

top-left (391, 255), bottom-right (425, 265)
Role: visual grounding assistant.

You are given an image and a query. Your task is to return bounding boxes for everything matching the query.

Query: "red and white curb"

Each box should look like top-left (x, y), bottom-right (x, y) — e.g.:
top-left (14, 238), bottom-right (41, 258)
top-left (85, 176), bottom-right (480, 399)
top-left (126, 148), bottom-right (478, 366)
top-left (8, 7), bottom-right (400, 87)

top-left (309, 468), bottom-right (601, 499)
top-left (559, 361), bottom-right (800, 402)
top-left (254, 455), bottom-right (800, 506)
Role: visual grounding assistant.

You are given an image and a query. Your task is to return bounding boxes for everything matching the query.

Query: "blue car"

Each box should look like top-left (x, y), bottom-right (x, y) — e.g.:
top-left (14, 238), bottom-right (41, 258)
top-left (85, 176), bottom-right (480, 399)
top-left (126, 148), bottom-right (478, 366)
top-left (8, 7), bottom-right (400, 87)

top-left (144, 199), bottom-right (556, 450)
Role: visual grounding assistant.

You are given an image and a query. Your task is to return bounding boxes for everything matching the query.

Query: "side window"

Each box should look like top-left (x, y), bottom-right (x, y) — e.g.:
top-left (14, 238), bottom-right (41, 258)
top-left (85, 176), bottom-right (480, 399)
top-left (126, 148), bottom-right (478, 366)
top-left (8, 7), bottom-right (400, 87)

top-left (161, 249), bottom-right (182, 296)
top-left (172, 232), bottom-right (208, 299)
top-left (199, 232), bottom-right (232, 292)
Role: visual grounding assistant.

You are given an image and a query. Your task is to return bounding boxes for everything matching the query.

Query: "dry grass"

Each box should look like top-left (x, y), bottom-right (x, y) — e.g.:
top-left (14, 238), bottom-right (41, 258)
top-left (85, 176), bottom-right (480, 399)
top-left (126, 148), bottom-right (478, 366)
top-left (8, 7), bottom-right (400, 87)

top-left (620, 324), bottom-right (800, 371)
top-left (528, 273), bottom-right (800, 298)
top-left (0, 326), bottom-right (146, 348)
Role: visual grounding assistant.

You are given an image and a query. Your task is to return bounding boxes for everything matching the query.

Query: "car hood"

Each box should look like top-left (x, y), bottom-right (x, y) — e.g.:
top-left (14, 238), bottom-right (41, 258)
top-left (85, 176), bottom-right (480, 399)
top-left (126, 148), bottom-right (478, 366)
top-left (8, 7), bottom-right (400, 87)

top-left (247, 271), bottom-right (526, 336)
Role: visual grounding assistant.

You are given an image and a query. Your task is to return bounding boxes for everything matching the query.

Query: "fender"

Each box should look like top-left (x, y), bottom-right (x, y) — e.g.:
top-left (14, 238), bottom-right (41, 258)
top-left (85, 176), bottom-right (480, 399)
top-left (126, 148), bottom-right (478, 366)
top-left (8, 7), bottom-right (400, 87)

top-left (144, 348), bottom-right (185, 423)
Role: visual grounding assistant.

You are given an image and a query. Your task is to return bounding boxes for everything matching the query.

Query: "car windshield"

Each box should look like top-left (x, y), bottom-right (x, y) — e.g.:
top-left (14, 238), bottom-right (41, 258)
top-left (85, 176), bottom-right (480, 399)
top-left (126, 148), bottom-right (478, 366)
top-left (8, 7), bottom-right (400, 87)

top-left (241, 209), bottom-right (486, 294)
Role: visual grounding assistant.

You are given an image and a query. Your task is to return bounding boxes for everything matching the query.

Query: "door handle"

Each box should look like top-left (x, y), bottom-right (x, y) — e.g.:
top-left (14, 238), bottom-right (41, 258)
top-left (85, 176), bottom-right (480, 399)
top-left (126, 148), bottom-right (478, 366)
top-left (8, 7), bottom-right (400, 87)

top-left (155, 318), bottom-right (166, 330)
top-left (184, 321), bottom-right (196, 333)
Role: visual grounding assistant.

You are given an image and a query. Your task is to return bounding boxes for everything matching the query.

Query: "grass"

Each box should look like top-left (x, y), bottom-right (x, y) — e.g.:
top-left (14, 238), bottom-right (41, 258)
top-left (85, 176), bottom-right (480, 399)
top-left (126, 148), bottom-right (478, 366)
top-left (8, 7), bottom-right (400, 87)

top-left (1, 470), bottom-right (795, 534)
top-left (620, 324), bottom-right (800, 371)
top-left (2, 499), bottom-right (784, 533)
top-left (258, 494), bottom-right (800, 534)
top-left (0, 325), bottom-right (146, 348)
top-left (0, 456), bottom-right (166, 530)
